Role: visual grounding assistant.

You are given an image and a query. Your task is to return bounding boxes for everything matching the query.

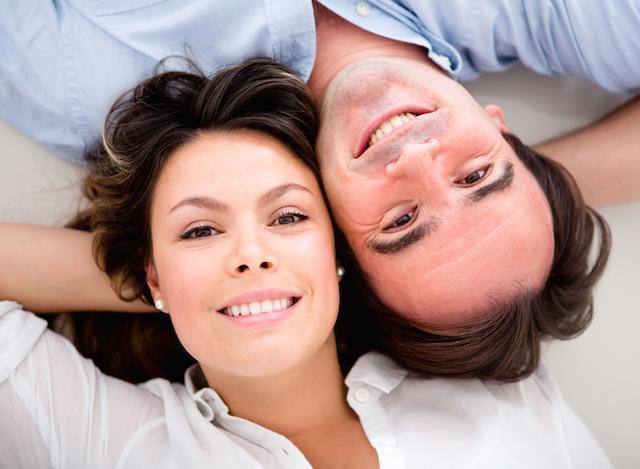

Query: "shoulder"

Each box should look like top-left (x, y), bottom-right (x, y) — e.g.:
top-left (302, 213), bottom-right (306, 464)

top-left (0, 301), bottom-right (48, 382)
top-left (352, 354), bottom-right (612, 467)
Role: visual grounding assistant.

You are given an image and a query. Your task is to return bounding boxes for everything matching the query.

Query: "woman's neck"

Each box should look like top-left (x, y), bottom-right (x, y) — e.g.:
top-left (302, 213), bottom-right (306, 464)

top-left (200, 335), bottom-right (353, 437)
top-left (200, 336), bottom-right (378, 467)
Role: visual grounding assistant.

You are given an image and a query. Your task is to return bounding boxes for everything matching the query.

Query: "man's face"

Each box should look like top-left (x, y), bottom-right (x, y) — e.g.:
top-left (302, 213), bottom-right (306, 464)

top-left (314, 56), bottom-right (554, 324)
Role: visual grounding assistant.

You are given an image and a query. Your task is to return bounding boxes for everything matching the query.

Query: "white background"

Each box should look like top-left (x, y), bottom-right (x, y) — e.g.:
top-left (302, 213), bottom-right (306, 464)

top-left (1, 65), bottom-right (638, 467)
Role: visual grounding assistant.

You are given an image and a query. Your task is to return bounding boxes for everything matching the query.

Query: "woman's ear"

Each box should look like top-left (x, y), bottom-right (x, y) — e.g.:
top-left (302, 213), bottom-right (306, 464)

top-left (146, 263), bottom-right (167, 313)
top-left (484, 104), bottom-right (510, 133)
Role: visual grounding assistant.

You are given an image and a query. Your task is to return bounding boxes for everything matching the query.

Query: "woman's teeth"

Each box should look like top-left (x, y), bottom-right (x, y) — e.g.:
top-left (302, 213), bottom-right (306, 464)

top-left (368, 112), bottom-right (417, 147)
top-left (221, 297), bottom-right (295, 317)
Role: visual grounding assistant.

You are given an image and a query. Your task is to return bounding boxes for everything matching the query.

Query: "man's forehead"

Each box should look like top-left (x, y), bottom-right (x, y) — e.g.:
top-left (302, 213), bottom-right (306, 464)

top-left (367, 193), bottom-right (555, 322)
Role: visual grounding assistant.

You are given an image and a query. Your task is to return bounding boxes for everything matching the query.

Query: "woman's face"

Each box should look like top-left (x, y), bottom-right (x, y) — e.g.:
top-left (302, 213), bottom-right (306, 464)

top-left (146, 130), bottom-right (340, 379)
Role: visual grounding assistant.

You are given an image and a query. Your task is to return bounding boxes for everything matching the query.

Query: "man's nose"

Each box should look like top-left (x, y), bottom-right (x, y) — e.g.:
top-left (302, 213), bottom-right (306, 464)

top-left (385, 138), bottom-right (442, 179)
top-left (227, 230), bottom-right (276, 277)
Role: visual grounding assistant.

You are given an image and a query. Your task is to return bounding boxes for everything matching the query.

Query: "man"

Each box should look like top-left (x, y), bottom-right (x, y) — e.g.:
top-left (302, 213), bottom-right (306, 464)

top-left (1, 0), bottom-right (638, 323)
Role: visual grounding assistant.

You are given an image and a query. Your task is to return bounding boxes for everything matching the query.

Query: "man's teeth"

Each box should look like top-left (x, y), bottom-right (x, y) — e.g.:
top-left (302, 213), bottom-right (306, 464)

top-left (222, 298), bottom-right (294, 317)
top-left (368, 112), bottom-right (417, 147)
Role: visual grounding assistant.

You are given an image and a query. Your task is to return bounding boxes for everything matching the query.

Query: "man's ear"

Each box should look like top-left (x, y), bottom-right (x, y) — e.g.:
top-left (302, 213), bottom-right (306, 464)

top-left (484, 104), bottom-right (509, 133)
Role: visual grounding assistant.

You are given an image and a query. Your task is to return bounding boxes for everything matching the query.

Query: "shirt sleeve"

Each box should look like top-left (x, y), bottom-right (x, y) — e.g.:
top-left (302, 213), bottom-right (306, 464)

top-left (0, 0), bottom-right (314, 163)
top-left (0, 301), bottom-right (163, 468)
top-left (406, 0), bottom-right (640, 93)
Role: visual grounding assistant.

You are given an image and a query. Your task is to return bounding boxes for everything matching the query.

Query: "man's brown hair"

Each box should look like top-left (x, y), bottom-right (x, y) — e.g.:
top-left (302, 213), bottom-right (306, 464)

top-left (337, 132), bottom-right (611, 381)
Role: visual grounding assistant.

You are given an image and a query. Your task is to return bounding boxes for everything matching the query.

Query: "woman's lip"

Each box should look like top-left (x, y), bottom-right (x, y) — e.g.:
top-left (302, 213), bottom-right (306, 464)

top-left (220, 298), bottom-right (301, 327)
top-left (356, 106), bottom-right (436, 158)
top-left (217, 289), bottom-right (301, 311)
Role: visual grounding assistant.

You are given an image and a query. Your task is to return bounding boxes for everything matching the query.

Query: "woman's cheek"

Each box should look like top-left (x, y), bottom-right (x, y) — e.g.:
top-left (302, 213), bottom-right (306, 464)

top-left (165, 251), bottom-right (218, 313)
top-left (292, 230), bottom-right (335, 271)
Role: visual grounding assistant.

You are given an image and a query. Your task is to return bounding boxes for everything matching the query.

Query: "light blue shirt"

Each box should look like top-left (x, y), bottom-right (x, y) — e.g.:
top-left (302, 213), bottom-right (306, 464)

top-left (1, 0), bottom-right (638, 162)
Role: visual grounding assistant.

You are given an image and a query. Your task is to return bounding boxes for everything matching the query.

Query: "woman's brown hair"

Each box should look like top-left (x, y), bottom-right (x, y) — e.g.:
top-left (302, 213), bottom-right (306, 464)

top-left (337, 132), bottom-right (612, 382)
top-left (58, 58), bottom-right (338, 383)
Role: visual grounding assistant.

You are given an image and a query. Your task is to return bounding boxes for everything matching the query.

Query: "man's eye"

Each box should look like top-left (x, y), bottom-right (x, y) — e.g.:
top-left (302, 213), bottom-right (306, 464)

top-left (181, 225), bottom-right (217, 239)
top-left (384, 210), bottom-right (415, 231)
top-left (393, 212), bottom-right (413, 227)
top-left (456, 166), bottom-right (490, 185)
top-left (273, 211), bottom-right (309, 226)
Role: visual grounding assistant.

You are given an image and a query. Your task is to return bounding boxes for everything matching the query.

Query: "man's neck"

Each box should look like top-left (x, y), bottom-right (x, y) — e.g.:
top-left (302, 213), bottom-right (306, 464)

top-left (309, 1), bottom-right (436, 98)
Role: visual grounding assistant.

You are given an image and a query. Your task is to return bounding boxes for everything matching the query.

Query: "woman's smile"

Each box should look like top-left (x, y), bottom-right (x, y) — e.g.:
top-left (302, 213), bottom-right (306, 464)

top-left (148, 130), bottom-right (340, 379)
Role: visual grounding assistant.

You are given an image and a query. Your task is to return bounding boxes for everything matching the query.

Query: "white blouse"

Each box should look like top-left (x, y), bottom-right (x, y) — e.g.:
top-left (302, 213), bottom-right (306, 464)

top-left (0, 301), bottom-right (612, 468)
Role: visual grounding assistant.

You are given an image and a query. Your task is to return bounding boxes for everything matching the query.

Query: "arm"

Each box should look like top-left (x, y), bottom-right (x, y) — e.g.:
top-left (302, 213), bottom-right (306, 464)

top-left (406, 0), bottom-right (640, 93)
top-left (1, 0), bottom-right (311, 162)
top-left (0, 301), bottom-right (163, 467)
top-left (0, 223), bottom-right (154, 313)
top-left (535, 96), bottom-right (640, 206)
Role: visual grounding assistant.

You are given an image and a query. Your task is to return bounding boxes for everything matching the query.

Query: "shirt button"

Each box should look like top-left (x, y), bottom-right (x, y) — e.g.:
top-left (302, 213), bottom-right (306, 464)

top-left (354, 387), bottom-right (370, 403)
top-left (355, 1), bottom-right (370, 17)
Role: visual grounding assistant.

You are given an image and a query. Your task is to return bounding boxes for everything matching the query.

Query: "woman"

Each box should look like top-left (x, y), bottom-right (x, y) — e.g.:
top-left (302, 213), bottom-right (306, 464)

top-left (0, 59), bottom-right (611, 467)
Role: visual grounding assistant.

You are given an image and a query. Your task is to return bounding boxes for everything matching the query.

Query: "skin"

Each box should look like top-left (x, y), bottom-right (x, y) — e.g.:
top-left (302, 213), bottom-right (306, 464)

top-left (146, 130), bottom-right (339, 379)
top-left (4, 3), bottom-right (634, 319)
top-left (310, 6), bottom-right (554, 324)
top-left (145, 129), bottom-right (377, 467)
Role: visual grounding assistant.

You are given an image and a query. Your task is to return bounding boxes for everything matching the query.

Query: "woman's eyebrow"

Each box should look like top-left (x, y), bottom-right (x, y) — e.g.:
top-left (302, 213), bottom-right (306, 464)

top-left (169, 196), bottom-right (229, 214)
top-left (466, 161), bottom-right (514, 204)
top-left (167, 183), bottom-right (312, 215)
top-left (258, 183), bottom-right (313, 205)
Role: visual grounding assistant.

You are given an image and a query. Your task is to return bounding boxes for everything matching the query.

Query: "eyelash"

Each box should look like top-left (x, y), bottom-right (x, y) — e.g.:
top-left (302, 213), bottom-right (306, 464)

top-left (384, 207), bottom-right (417, 232)
top-left (180, 225), bottom-right (219, 240)
top-left (455, 165), bottom-right (491, 186)
top-left (179, 211), bottom-right (309, 240)
top-left (272, 210), bottom-right (309, 226)
top-left (383, 166), bottom-right (492, 232)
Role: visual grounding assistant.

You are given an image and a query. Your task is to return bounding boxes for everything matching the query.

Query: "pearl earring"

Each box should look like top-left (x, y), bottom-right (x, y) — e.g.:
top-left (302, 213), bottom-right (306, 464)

top-left (154, 299), bottom-right (165, 311)
top-left (337, 266), bottom-right (345, 281)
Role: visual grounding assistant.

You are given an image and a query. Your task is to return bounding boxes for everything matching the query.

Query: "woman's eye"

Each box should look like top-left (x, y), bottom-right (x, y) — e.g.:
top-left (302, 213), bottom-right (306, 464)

top-left (273, 211), bottom-right (309, 226)
top-left (181, 225), bottom-right (217, 240)
top-left (456, 166), bottom-right (490, 185)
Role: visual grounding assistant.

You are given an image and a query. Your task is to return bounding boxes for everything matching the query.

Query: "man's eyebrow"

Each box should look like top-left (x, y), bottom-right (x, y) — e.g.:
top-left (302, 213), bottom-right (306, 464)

top-left (365, 163), bottom-right (513, 255)
top-left (169, 196), bottom-right (229, 215)
top-left (367, 219), bottom-right (439, 255)
top-left (467, 161), bottom-right (514, 203)
top-left (258, 183), bottom-right (312, 205)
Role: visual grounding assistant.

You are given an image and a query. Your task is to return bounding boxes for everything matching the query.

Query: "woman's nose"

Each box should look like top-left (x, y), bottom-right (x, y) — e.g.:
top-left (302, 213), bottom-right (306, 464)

top-left (235, 259), bottom-right (274, 274)
top-left (227, 231), bottom-right (277, 276)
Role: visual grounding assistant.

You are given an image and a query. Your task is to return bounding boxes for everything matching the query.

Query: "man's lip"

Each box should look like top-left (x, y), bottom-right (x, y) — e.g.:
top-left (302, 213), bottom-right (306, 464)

top-left (217, 289), bottom-right (301, 311)
top-left (356, 106), bottom-right (436, 157)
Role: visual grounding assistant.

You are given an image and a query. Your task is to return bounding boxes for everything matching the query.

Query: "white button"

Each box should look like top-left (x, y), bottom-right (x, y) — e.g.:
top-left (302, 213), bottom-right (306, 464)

top-left (354, 387), bottom-right (370, 403)
top-left (356, 1), bottom-right (370, 17)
